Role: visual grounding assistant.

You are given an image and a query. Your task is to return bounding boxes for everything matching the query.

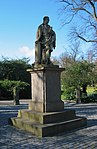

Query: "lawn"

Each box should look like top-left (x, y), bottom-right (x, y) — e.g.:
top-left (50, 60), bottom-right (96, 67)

top-left (87, 86), bottom-right (97, 95)
top-left (61, 86), bottom-right (97, 101)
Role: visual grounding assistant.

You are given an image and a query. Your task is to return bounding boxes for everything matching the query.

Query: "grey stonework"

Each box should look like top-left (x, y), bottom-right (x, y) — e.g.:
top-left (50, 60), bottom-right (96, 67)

top-left (0, 102), bottom-right (97, 148)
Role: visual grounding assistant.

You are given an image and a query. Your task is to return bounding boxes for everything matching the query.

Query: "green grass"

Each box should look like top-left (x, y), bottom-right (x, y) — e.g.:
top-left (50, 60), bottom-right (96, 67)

top-left (61, 86), bottom-right (97, 102)
top-left (87, 86), bottom-right (97, 95)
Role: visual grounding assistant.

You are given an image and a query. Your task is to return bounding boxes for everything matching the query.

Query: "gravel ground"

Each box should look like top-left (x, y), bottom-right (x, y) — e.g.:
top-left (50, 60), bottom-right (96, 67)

top-left (0, 102), bottom-right (97, 149)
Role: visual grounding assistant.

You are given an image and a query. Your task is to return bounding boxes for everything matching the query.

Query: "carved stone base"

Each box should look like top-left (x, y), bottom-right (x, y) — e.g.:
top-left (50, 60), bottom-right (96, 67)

top-left (29, 101), bottom-right (64, 112)
top-left (9, 109), bottom-right (87, 137)
top-left (29, 66), bottom-right (64, 112)
top-left (9, 66), bottom-right (87, 137)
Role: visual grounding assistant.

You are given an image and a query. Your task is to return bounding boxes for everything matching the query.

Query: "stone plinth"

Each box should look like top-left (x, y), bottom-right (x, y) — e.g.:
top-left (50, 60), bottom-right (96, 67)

top-left (28, 66), bottom-right (64, 112)
top-left (9, 65), bottom-right (87, 137)
top-left (9, 109), bottom-right (87, 137)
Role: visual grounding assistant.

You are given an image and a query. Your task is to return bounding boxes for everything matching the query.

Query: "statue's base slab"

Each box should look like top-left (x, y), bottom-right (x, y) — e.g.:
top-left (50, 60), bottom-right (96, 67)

top-left (29, 101), bottom-right (64, 112)
top-left (9, 109), bottom-right (87, 137)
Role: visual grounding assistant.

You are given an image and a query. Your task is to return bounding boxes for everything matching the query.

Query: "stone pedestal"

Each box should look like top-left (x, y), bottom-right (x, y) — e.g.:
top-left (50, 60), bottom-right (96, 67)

top-left (9, 66), bottom-right (87, 137)
top-left (29, 66), bottom-right (64, 112)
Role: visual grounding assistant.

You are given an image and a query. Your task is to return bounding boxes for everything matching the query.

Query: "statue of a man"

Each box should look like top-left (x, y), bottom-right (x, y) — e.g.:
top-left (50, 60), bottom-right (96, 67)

top-left (35, 16), bottom-right (56, 65)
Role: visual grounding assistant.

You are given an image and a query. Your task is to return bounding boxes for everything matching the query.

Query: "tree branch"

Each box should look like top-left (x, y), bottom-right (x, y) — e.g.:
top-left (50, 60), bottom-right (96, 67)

top-left (87, 0), bottom-right (97, 21)
top-left (59, 0), bottom-right (72, 5)
top-left (72, 7), bottom-right (94, 19)
top-left (77, 35), bottom-right (97, 42)
top-left (61, 12), bottom-right (77, 26)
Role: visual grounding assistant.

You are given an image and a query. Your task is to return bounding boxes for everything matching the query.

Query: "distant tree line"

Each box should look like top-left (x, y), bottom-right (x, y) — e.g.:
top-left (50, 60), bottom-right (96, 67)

top-left (53, 44), bottom-right (97, 103)
top-left (0, 58), bottom-right (32, 101)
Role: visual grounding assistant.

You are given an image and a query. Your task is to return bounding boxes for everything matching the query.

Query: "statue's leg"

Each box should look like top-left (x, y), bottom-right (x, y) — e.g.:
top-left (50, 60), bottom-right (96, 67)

top-left (42, 49), bottom-right (46, 64)
top-left (35, 43), bottom-right (38, 63)
top-left (38, 42), bottom-right (42, 64)
top-left (35, 42), bottom-right (42, 64)
top-left (46, 48), bottom-right (51, 64)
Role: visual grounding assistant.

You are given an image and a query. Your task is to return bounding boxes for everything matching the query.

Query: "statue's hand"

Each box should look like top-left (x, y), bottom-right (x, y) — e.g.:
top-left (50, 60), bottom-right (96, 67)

top-left (35, 39), bottom-right (41, 44)
top-left (35, 40), bottom-right (38, 44)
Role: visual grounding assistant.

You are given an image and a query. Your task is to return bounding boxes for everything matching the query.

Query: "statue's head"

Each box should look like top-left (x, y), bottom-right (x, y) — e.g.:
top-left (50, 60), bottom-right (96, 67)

top-left (43, 16), bottom-right (49, 25)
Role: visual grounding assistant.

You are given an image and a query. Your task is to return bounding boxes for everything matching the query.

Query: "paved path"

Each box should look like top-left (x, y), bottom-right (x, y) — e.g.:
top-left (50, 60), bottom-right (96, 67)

top-left (0, 102), bottom-right (97, 149)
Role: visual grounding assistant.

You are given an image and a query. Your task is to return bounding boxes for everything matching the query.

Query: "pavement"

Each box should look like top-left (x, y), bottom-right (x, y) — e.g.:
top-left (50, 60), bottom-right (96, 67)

top-left (0, 101), bottom-right (97, 149)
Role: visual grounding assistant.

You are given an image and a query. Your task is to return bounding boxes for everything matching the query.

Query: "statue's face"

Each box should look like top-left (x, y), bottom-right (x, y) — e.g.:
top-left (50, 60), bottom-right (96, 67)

top-left (44, 18), bottom-right (49, 25)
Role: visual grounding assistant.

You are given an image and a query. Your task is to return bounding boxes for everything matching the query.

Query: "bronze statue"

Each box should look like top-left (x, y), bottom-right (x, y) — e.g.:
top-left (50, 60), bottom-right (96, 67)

top-left (35, 16), bottom-right (56, 65)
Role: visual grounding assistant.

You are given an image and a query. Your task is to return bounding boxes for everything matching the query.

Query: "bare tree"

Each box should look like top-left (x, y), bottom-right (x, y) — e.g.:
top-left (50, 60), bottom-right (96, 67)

top-left (87, 49), bottom-right (97, 62)
top-left (58, 0), bottom-right (97, 43)
top-left (68, 42), bottom-right (83, 61)
top-left (54, 41), bottom-right (82, 68)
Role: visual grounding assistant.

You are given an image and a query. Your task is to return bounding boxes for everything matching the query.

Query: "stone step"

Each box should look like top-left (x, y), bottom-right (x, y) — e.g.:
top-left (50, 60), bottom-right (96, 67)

top-left (18, 109), bottom-right (76, 124)
top-left (9, 116), bottom-right (87, 137)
